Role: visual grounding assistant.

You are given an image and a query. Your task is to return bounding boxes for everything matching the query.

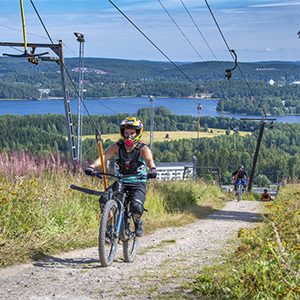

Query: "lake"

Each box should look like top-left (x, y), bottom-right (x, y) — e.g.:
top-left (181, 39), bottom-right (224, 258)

top-left (1, 97), bottom-right (300, 123)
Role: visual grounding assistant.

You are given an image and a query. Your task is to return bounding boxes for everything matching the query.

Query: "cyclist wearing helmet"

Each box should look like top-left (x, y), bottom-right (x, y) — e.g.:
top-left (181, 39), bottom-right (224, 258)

top-left (85, 116), bottom-right (156, 237)
top-left (261, 189), bottom-right (272, 201)
top-left (232, 165), bottom-right (249, 193)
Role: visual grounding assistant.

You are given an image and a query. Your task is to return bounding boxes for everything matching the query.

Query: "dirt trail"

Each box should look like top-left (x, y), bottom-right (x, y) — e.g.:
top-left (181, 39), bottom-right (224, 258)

top-left (0, 200), bottom-right (264, 300)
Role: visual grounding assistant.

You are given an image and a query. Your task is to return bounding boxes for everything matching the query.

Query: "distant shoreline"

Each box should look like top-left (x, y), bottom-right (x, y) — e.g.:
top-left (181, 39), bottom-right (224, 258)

top-left (0, 94), bottom-right (214, 101)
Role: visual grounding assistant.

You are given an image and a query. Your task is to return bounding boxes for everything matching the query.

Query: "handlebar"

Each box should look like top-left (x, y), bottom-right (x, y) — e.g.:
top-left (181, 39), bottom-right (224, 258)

top-left (88, 171), bottom-right (149, 180)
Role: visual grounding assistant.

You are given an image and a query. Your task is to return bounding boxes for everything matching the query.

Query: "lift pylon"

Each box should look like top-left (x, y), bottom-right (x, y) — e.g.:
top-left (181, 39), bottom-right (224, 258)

top-left (241, 117), bottom-right (276, 192)
top-left (0, 41), bottom-right (77, 163)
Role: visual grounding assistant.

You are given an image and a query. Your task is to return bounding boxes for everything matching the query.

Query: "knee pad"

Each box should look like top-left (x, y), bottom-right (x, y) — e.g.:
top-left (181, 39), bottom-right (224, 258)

top-left (130, 199), bottom-right (144, 218)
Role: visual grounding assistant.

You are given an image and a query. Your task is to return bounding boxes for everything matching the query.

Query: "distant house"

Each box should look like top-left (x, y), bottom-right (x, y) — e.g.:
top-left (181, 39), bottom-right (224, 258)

top-left (38, 88), bottom-right (50, 98)
top-left (268, 79), bottom-right (275, 85)
top-left (155, 162), bottom-right (193, 181)
top-left (290, 81), bottom-right (300, 85)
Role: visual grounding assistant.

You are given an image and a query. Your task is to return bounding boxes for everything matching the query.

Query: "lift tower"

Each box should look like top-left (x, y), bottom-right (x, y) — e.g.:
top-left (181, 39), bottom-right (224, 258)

top-left (0, 41), bottom-right (77, 163)
top-left (241, 117), bottom-right (276, 192)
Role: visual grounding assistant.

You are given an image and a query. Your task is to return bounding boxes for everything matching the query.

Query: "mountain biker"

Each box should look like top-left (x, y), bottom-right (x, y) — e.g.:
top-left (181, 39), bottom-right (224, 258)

top-left (261, 189), bottom-right (273, 201)
top-left (232, 165), bottom-right (249, 194)
top-left (85, 116), bottom-right (156, 237)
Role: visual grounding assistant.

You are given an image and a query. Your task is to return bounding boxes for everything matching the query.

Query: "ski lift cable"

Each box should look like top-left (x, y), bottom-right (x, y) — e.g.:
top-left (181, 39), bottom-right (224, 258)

top-left (0, 61), bottom-right (52, 87)
top-left (156, 0), bottom-right (239, 120)
top-left (178, 0), bottom-right (237, 102)
top-left (108, 0), bottom-right (203, 91)
top-left (179, 0), bottom-right (219, 62)
top-left (28, 0), bottom-right (238, 123)
top-left (0, 62), bottom-right (23, 76)
top-left (27, 0), bottom-right (100, 127)
top-left (107, 0), bottom-right (242, 121)
top-left (28, 0), bottom-right (152, 128)
top-left (156, 0), bottom-right (242, 120)
top-left (204, 0), bottom-right (267, 117)
top-left (159, 0), bottom-right (235, 115)
top-left (73, 100), bottom-right (158, 144)
top-left (158, 0), bottom-right (204, 62)
top-left (29, 0), bottom-right (54, 44)
top-left (0, 23), bottom-right (48, 40)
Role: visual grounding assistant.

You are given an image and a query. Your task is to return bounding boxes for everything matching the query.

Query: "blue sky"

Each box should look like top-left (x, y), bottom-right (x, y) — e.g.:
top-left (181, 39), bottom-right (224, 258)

top-left (1, 0), bottom-right (300, 62)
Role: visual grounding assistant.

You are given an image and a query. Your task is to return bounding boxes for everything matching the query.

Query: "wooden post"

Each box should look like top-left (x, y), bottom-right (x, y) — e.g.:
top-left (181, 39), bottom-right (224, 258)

top-left (96, 129), bottom-right (108, 189)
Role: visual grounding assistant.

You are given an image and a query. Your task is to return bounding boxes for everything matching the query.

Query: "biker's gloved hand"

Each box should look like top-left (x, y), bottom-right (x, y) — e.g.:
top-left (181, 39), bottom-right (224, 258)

top-left (147, 168), bottom-right (157, 179)
top-left (85, 166), bottom-right (95, 176)
top-left (232, 177), bottom-right (234, 180)
top-left (247, 178), bottom-right (250, 180)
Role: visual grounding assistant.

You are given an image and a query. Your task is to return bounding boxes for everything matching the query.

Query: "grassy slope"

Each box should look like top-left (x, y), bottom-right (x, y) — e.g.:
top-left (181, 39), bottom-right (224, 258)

top-left (0, 159), bottom-right (227, 267)
top-left (165, 185), bottom-right (300, 300)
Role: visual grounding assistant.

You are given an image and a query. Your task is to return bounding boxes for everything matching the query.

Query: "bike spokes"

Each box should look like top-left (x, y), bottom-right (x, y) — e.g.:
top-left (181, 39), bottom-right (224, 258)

top-left (98, 200), bottom-right (119, 267)
top-left (123, 217), bottom-right (139, 262)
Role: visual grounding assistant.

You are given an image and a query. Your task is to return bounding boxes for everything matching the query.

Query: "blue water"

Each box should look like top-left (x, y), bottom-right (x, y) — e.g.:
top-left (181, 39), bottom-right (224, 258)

top-left (0, 97), bottom-right (299, 123)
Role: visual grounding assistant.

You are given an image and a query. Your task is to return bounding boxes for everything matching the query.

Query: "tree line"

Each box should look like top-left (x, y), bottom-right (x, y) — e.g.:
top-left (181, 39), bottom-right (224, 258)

top-left (0, 109), bottom-right (299, 185)
top-left (2, 57), bottom-right (300, 116)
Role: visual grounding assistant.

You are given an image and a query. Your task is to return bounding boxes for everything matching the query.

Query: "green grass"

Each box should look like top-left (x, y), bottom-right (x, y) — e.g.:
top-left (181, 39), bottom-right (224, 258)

top-left (0, 156), bottom-right (226, 267)
top-left (186, 185), bottom-right (300, 300)
top-left (0, 172), bottom-right (103, 266)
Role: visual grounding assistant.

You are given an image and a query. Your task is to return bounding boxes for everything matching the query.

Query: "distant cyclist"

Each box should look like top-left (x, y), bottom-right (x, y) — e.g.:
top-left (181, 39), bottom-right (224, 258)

top-left (85, 116), bottom-right (156, 237)
top-left (261, 189), bottom-right (273, 201)
top-left (232, 165), bottom-right (249, 194)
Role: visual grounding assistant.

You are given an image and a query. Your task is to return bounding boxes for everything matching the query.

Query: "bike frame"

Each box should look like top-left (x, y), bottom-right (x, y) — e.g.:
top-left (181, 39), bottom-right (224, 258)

top-left (71, 171), bottom-right (145, 266)
top-left (113, 192), bottom-right (125, 239)
top-left (235, 180), bottom-right (243, 201)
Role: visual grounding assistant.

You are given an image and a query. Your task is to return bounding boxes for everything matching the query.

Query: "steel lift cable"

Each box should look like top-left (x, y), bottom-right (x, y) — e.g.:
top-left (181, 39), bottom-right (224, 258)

top-left (204, 0), bottom-right (267, 117)
top-left (108, 0), bottom-right (203, 91)
top-left (30, 0), bottom-right (54, 44)
top-left (3, 0), bottom-right (48, 58)
top-left (158, 0), bottom-right (204, 62)
top-left (158, 0), bottom-right (233, 114)
top-left (179, 0), bottom-right (219, 62)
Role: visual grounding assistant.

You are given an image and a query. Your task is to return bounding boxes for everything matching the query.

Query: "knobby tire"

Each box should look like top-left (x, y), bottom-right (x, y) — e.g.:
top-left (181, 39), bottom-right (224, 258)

top-left (122, 217), bottom-right (139, 263)
top-left (238, 185), bottom-right (242, 202)
top-left (98, 199), bottom-right (119, 267)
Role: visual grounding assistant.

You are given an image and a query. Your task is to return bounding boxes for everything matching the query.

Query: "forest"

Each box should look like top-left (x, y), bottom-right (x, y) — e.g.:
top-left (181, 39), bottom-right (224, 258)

top-left (0, 108), bottom-right (299, 186)
top-left (1, 57), bottom-right (300, 115)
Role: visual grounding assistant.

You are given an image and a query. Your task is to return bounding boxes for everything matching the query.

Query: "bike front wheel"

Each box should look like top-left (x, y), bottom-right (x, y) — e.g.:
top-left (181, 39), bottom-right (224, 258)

top-left (122, 216), bottom-right (139, 263)
top-left (98, 199), bottom-right (119, 267)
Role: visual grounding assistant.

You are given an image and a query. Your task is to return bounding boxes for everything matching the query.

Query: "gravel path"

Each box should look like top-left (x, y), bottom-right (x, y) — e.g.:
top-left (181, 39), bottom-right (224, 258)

top-left (0, 200), bottom-right (264, 300)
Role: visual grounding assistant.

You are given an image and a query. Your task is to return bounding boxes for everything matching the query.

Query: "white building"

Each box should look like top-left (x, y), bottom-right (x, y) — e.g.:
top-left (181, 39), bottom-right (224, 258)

top-left (268, 79), bottom-right (275, 85)
top-left (155, 162), bottom-right (194, 181)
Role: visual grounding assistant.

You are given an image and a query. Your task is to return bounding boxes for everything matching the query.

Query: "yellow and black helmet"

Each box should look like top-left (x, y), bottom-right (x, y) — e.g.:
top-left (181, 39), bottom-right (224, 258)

top-left (120, 117), bottom-right (143, 146)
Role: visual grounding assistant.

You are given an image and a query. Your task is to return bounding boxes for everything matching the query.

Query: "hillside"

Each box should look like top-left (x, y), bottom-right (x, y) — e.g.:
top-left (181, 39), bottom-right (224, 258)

top-left (2, 57), bottom-right (300, 115)
top-left (0, 200), bottom-right (263, 299)
top-left (2, 57), bottom-right (300, 82)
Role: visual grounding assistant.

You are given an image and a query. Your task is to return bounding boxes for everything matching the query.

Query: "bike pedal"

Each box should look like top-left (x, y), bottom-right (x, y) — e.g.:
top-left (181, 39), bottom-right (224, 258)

top-left (105, 238), bottom-right (111, 245)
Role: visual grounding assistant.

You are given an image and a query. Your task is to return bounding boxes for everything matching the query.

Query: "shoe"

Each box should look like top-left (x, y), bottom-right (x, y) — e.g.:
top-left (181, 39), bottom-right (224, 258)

top-left (134, 219), bottom-right (144, 237)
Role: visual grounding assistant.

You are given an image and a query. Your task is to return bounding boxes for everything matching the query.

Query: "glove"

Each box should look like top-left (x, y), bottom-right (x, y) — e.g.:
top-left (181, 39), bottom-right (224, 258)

top-left (147, 168), bottom-right (157, 179)
top-left (247, 178), bottom-right (249, 180)
top-left (232, 177), bottom-right (234, 180)
top-left (85, 166), bottom-right (95, 176)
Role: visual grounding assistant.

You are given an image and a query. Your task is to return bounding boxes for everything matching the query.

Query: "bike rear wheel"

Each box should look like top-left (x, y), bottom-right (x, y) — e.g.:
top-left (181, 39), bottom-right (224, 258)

top-left (237, 185), bottom-right (242, 201)
top-left (98, 199), bottom-right (119, 267)
top-left (122, 216), bottom-right (139, 263)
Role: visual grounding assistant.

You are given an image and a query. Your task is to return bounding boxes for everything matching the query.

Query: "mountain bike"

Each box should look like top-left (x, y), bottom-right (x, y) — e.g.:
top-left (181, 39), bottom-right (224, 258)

top-left (234, 180), bottom-right (244, 202)
top-left (70, 171), bottom-right (147, 267)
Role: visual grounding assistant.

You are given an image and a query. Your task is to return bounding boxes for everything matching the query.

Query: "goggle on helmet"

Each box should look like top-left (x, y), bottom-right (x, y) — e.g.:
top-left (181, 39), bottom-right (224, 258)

top-left (120, 117), bottom-right (143, 146)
